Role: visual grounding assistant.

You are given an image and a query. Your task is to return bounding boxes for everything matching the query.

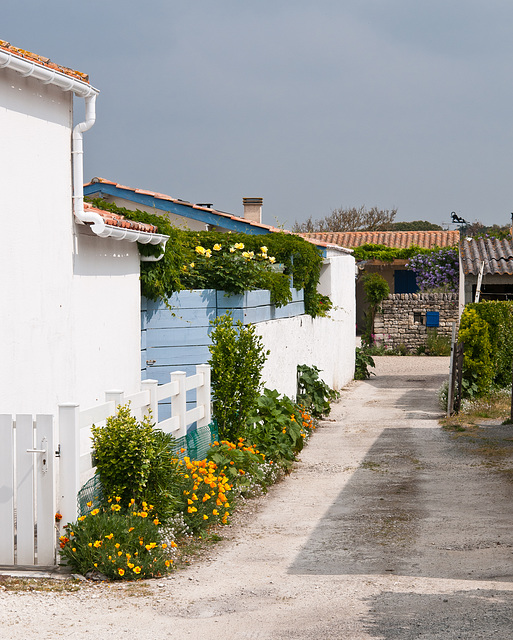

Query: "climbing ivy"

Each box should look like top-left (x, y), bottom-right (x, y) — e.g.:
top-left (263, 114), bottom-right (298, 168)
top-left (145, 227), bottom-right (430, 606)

top-left (88, 198), bottom-right (326, 317)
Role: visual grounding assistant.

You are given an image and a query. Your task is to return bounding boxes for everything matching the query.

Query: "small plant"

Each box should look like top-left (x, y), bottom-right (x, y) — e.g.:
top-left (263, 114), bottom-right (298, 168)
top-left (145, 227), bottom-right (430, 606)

top-left (209, 313), bottom-right (269, 441)
top-left (59, 499), bottom-right (175, 580)
top-left (425, 328), bottom-right (451, 356)
top-left (245, 389), bottom-right (314, 471)
top-left (297, 364), bottom-right (339, 417)
top-left (173, 456), bottom-right (233, 535)
top-left (91, 405), bottom-right (181, 523)
top-left (361, 273), bottom-right (390, 344)
top-left (354, 346), bottom-right (376, 380)
top-left (207, 439), bottom-right (270, 495)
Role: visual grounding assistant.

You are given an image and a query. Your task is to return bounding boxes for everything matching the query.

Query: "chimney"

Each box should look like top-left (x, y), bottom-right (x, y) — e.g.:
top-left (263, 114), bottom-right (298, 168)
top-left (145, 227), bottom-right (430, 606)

top-left (243, 197), bottom-right (263, 224)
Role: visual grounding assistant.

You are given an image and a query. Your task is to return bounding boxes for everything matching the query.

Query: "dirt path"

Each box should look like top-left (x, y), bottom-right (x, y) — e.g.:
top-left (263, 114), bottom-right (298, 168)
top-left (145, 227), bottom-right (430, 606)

top-left (2, 357), bottom-right (513, 639)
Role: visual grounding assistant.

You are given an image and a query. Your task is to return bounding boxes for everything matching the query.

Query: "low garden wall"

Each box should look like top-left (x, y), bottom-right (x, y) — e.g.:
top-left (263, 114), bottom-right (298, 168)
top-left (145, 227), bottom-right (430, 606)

top-left (373, 292), bottom-right (458, 352)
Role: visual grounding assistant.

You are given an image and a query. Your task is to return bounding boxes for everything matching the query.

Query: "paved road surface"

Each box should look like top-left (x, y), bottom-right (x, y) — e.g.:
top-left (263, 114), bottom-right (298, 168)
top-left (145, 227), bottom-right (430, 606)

top-left (1, 357), bottom-right (512, 639)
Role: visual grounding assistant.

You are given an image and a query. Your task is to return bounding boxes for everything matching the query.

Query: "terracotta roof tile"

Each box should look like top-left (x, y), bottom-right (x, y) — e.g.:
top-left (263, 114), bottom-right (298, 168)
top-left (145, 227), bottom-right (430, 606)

top-left (84, 178), bottom-right (354, 253)
top-left (301, 230), bottom-right (460, 249)
top-left (84, 203), bottom-right (158, 234)
top-left (460, 237), bottom-right (513, 276)
top-left (0, 39), bottom-right (89, 83)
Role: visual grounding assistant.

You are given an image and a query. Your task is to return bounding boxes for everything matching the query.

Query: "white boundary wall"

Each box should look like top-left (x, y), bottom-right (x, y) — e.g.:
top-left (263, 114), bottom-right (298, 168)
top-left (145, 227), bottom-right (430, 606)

top-left (255, 250), bottom-right (356, 397)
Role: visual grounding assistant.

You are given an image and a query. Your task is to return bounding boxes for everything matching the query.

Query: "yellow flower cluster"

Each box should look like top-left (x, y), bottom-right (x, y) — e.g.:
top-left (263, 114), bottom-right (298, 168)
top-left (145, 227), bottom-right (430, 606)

top-left (178, 456), bottom-right (232, 531)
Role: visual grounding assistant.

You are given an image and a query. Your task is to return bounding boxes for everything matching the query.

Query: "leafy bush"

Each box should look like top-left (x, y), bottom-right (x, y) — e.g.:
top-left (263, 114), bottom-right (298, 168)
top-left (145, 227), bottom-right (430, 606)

top-left (425, 328), bottom-right (451, 356)
top-left (245, 389), bottom-right (314, 471)
top-left (354, 347), bottom-right (376, 380)
top-left (458, 307), bottom-right (493, 397)
top-left (296, 364), bottom-right (339, 417)
top-left (362, 273), bottom-right (390, 344)
top-left (91, 405), bottom-right (181, 523)
top-left (464, 301), bottom-right (513, 389)
top-left (59, 500), bottom-right (175, 580)
top-left (209, 313), bottom-right (268, 441)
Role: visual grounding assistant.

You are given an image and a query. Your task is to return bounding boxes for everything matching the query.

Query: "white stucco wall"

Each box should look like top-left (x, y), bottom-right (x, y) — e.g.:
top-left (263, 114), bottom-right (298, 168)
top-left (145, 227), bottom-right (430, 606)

top-left (255, 251), bottom-right (356, 398)
top-left (0, 69), bottom-right (142, 415)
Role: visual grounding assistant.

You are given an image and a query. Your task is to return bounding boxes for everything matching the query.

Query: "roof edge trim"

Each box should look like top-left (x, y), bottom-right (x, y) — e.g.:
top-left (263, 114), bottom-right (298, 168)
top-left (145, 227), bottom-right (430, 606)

top-left (0, 49), bottom-right (99, 97)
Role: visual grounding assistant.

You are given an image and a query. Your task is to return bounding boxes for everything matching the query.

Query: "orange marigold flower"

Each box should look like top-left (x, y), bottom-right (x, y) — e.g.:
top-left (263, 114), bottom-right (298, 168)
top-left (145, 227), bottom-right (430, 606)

top-left (54, 512), bottom-right (63, 522)
top-left (91, 509), bottom-right (100, 516)
top-left (118, 568), bottom-right (125, 576)
top-left (133, 566), bottom-right (141, 574)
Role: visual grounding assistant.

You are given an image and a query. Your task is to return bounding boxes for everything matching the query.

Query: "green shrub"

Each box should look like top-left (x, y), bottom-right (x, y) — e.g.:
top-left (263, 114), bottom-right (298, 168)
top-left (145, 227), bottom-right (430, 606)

top-left (296, 364), bottom-right (339, 417)
top-left (361, 273), bottom-right (390, 344)
top-left (59, 501), bottom-right (174, 580)
top-left (458, 307), bottom-right (493, 397)
top-left (354, 347), bottom-right (376, 380)
top-left (91, 405), bottom-right (181, 522)
top-left (245, 389), bottom-right (310, 471)
top-left (209, 313), bottom-right (269, 441)
top-left (464, 301), bottom-right (513, 388)
top-left (425, 328), bottom-right (451, 356)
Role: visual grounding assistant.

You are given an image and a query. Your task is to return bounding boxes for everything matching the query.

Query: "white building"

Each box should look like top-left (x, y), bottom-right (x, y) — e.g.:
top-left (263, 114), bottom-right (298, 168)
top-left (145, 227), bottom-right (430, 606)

top-left (0, 40), bottom-right (167, 415)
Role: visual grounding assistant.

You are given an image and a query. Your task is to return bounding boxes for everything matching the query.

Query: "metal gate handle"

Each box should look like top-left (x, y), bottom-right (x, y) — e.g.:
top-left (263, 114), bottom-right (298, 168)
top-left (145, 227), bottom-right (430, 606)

top-left (26, 437), bottom-right (48, 473)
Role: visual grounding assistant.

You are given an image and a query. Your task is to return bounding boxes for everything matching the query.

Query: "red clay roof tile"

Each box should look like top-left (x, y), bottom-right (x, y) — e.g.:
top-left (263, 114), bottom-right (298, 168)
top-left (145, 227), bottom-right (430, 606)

top-left (84, 203), bottom-right (158, 234)
top-left (0, 39), bottom-right (89, 83)
top-left (301, 230), bottom-right (459, 250)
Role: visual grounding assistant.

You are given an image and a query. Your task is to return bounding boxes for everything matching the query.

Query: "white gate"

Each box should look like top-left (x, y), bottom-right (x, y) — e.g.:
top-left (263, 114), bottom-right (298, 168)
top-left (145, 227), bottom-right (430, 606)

top-left (0, 414), bottom-right (56, 567)
top-left (0, 365), bottom-right (211, 568)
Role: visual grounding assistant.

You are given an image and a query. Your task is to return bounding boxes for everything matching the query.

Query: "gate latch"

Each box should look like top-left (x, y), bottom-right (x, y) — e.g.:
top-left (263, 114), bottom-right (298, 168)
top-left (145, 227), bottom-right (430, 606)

top-left (26, 437), bottom-right (48, 473)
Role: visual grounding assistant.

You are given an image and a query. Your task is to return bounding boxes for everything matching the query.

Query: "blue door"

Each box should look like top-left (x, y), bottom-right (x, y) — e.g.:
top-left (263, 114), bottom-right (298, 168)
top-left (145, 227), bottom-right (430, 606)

top-left (394, 270), bottom-right (418, 294)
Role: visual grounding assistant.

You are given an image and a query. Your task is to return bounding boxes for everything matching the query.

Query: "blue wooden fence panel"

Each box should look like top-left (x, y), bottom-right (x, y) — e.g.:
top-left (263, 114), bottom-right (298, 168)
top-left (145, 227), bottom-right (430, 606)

top-left (141, 286), bottom-right (305, 420)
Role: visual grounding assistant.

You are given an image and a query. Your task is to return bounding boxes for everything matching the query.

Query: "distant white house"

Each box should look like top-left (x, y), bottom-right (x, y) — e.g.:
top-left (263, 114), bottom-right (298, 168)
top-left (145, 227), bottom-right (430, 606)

top-left (0, 40), bottom-right (168, 415)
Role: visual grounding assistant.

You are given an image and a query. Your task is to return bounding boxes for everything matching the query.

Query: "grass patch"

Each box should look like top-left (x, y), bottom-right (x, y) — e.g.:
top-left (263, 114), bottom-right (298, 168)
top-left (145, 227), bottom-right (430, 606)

top-left (0, 576), bottom-right (81, 593)
top-left (441, 388), bottom-right (511, 429)
top-left (440, 389), bottom-right (513, 479)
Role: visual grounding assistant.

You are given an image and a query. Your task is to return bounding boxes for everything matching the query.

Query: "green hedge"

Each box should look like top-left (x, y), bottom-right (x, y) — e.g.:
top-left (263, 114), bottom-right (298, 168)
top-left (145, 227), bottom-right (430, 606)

top-left (459, 301), bottom-right (513, 395)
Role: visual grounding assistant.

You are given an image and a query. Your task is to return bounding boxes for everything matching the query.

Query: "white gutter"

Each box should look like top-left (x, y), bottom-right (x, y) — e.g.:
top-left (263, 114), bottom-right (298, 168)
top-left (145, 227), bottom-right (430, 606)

top-left (72, 94), bottom-right (105, 233)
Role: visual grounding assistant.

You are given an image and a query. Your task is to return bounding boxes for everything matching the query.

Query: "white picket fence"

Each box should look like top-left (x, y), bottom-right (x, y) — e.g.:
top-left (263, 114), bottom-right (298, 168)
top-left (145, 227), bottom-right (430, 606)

top-left (0, 365), bottom-right (211, 568)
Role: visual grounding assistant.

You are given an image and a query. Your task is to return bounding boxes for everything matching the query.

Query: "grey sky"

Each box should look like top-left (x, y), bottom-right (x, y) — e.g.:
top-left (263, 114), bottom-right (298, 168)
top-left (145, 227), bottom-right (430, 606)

top-left (5, 2), bottom-right (513, 229)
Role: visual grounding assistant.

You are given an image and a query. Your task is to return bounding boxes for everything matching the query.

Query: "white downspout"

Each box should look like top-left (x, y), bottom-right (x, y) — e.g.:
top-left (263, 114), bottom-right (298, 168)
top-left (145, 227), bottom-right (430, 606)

top-left (72, 94), bottom-right (105, 233)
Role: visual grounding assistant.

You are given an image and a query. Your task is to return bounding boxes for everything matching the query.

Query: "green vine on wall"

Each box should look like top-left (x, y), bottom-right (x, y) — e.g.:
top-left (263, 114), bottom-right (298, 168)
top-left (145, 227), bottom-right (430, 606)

top-left (88, 198), bottom-right (327, 317)
top-left (352, 243), bottom-right (436, 262)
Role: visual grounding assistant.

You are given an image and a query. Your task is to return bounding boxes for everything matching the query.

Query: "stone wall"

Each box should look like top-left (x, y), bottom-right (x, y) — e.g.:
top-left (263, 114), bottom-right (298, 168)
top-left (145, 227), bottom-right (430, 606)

top-left (373, 293), bottom-right (458, 352)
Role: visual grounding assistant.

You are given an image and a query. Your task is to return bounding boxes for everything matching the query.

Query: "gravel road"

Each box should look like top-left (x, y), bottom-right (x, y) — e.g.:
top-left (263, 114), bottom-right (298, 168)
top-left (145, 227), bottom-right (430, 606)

top-left (1, 356), bottom-right (512, 639)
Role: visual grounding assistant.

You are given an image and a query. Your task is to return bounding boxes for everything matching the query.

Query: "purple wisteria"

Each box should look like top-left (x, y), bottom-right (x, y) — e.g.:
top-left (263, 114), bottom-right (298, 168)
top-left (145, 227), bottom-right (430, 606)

top-left (407, 248), bottom-right (459, 293)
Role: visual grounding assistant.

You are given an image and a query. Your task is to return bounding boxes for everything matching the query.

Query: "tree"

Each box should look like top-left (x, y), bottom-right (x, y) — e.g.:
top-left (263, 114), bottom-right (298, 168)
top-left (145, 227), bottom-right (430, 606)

top-left (384, 220), bottom-right (442, 231)
top-left (292, 206), bottom-right (397, 233)
top-left (460, 221), bottom-right (510, 239)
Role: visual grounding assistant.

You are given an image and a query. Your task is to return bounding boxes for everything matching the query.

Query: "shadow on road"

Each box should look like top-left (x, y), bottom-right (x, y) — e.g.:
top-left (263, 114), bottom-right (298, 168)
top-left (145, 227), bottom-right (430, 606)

top-left (362, 590), bottom-right (513, 640)
top-left (288, 424), bottom-right (513, 582)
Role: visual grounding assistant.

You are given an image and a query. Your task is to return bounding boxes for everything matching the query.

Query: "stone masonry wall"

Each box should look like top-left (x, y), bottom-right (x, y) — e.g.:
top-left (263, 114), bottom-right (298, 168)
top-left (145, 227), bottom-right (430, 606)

top-left (373, 293), bottom-right (459, 352)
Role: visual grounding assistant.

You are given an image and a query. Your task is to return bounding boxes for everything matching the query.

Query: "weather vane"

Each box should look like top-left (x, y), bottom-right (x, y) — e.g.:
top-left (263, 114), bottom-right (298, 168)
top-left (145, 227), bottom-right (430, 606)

top-left (451, 211), bottom-right (467, 225)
